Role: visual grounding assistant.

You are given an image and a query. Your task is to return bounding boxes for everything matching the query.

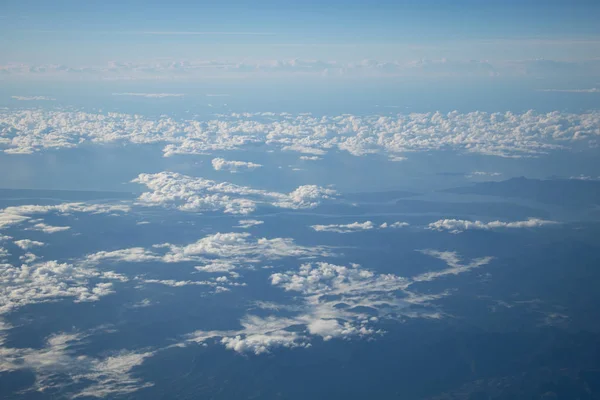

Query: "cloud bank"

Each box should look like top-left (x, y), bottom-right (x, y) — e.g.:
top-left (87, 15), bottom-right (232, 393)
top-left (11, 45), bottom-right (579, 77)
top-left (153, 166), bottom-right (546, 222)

top-left (2, 109), bottom-right (598, 158)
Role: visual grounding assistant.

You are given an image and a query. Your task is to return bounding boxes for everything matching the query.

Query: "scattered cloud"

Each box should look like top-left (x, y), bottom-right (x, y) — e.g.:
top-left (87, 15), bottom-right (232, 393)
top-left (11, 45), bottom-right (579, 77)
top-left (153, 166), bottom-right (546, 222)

top-left (84, 231), bottom-right (331, 276)
top-left (0, 260), bottom-right (127, 315)
top-left (186, 251), bottom-right (492, 354)
top-left (0, 331), bottom-right (154, 398)
top-left (428, 218), bottom-right (559, 233)
top-left (211, 157), bottom-right (262, 173)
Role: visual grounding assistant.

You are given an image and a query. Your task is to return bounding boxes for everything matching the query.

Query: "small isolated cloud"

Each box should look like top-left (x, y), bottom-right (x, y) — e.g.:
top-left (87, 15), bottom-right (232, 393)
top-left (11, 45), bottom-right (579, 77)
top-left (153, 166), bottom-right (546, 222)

top-left (467, 171), bottom-right (502, 178)
top-left (428, 217), bottom-right (558, 234)
top-left (27, 222), bottom-right (71, 233)
top-left (11, 96), bottom-right (55, 101)
top-left (112, 92), bottom-right (184, 98)
top-left (388, 155), bottom-right (407, 162)
top-left (311, 220), bottom-right (409, 233)
top-left (235, 219), bottom-right (264, 229)
top-left (13, 239), bottom-right (45, 250)
top-left (311, 221), bottom-right (375, 233)
top-left (211, 158), bottom-right (262, 173)
top-left (299, 155), bottom-right (322, 161)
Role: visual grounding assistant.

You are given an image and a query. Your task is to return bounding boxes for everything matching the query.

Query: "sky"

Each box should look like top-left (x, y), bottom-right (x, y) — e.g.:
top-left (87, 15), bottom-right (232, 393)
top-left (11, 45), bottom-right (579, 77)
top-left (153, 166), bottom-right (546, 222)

top-left (1, 0), bottom-right (600, 80)
top-left (2, 2), bottom-right (600, 399)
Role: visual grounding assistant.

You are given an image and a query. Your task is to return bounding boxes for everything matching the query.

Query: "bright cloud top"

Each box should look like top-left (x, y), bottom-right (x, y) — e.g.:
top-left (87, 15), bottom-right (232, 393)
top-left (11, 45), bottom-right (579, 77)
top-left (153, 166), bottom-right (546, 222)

top-left (132, 172), bottom-right (337, 214)
top-left (1, 109), bottom-right (598, 158)
top-left (186, 250), bottom-right (492, 355)
top-left (211, 157), bottom-right (262, 173)
top-left (311, 221), bottom-right (409, 233)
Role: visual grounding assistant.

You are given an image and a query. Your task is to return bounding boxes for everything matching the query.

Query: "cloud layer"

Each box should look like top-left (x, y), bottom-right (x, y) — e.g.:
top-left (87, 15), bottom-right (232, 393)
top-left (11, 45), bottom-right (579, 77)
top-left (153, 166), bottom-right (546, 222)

top-left (1, 109), bottom-right (598, 158)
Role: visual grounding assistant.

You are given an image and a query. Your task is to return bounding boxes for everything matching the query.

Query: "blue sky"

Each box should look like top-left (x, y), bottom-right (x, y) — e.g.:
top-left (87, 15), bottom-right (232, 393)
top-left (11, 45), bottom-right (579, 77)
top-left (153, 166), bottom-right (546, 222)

top-left (1, 0), bottom-right (599, 81)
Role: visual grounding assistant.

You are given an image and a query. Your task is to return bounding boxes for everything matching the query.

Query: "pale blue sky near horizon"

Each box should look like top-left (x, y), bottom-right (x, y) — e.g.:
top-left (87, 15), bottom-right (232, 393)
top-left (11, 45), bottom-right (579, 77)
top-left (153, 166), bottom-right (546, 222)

top-left (2, 0), bottom-right (600, 66)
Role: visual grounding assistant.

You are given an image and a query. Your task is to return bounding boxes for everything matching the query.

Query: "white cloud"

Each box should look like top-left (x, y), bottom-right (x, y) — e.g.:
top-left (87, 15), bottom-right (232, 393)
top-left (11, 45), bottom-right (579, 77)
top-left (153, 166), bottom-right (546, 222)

top-left (428, 218), bottom-right (558, 233)
top-left (11, 96), bottom-right (55, 101)
top-left (1, 109), bottom-right (598, 158)
top-left (311, 221), bottom-right (375, 233)
top-left (0, 212), bottom-right (30, 229)
top-left (112, 92), bottom-right (184, 98)
top-left (27, 222), bottom-right (71, 233)
top-left (299, 155), bottom-right (322, 161)
top-left (467, 171), bottom-right (502, 178)
top-left (186, 251), bottom-right (492, 354)
top-left (235, 219), bottom-right (264, 228)
top-left (84, 232), bottom-right (331, 279)
top-left (14, 239), bottom-right (45, 250)
top-left (211, 157), bottom-right (262, 173)
top-left (133, 172), bottom-right (336, 214)
top-left (0, 260), bottom-right (127, 315)
top-left (0, 202), bottom-right (129, 231)
top-left (538, 88), bottom-right (600, 93)
top-left (312, 220), bottom-right (409, 233)
top-left (0, 331), bottom-right (154, 398)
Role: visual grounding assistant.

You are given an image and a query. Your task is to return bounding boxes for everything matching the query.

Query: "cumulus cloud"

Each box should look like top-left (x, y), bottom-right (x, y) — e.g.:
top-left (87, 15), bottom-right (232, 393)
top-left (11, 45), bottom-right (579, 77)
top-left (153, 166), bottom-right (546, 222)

top-left (211, 157), bottom-right (262, 173)
top-left (0, 260), bottom-right (127, 315)
top-left (186, 251), bottom-right (492, 354)
top-left (235, 219), bottom-right (264, 228)
top-left (132, 172), bottom-right (336, 214)
top-left (428, 217), bottom-right (558, 233)
top-left (14, 239), bottom-right (45, 250)
top-left (84, 231), bottom-right (331, 281)
top-left (311, 221), bottom-right (375, 233)
top-left (0, 202), bottom-right (129, 231)
top-left (311, 220), bottom-right (409, 233)
top-left (27, 222), bottom-right (71, 233)
top-left (1, 109), bottom-right (598, 158)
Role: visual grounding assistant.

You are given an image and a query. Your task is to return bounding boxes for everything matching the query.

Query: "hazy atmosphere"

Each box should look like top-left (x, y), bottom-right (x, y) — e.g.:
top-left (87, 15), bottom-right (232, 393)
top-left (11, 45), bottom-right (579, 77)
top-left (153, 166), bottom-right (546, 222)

top-left (1, 1), bottom-right (600, 399)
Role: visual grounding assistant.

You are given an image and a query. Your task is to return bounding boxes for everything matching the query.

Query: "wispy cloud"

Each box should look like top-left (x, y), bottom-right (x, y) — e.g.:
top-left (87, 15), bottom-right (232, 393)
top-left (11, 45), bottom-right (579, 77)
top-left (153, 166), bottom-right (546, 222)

top-left (538, 88), bottom-right (600, 93)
